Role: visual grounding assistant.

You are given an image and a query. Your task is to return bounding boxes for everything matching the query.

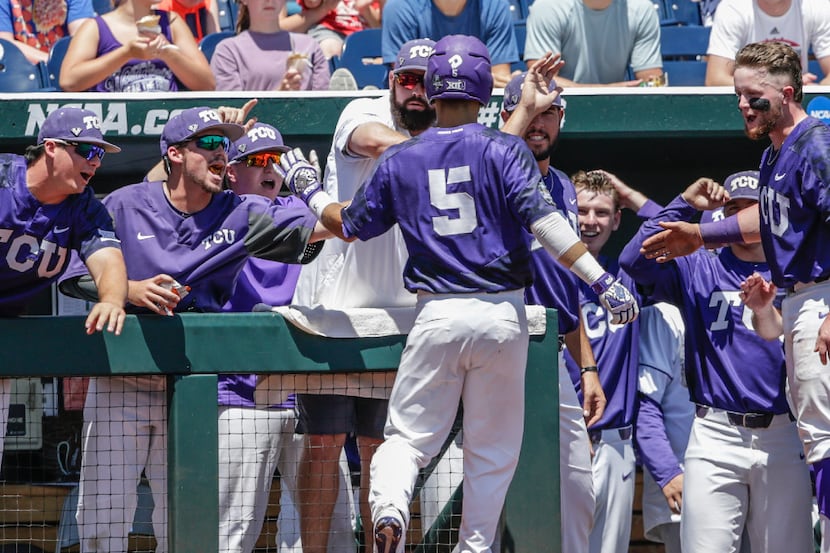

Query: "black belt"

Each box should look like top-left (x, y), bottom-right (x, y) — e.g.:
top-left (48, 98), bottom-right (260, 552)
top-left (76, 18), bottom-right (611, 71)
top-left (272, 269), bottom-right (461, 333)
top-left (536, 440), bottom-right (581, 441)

top-left (786, 274), bottom-right (830, 295)
top-left (589, 425), bottom-right (632, 445)
top-left (695, 405), bottom-right (791, 429)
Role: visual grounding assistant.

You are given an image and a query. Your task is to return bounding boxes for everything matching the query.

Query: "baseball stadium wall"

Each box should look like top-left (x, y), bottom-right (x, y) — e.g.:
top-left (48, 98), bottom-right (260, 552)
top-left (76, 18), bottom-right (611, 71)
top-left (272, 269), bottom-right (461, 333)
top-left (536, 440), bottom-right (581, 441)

top-left (0, 309), bottom-right (560, 552)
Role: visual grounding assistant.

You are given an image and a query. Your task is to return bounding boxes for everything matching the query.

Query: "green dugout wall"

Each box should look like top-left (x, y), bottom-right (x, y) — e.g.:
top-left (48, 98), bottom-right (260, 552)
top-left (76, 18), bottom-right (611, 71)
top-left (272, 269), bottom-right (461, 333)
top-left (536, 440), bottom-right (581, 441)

top-left (0, 310), bottom-right (559, 552)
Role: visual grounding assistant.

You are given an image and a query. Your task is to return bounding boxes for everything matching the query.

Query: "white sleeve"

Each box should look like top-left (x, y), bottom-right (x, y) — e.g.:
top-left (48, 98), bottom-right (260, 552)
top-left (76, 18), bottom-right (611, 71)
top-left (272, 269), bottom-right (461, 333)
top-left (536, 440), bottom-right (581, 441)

top-left (806, 0), bottom-right (830, 60)
top-left (530, 212), bottom-right (606, 285)
top-left (638, 303), bottom-right (685, 404)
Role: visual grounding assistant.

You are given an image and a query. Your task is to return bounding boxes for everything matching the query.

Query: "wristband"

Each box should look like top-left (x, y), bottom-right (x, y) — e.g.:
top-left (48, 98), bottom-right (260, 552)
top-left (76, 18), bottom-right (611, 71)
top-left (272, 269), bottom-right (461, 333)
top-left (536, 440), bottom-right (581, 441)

top-left (580, 365), bottom-right (598, 375)
top-left (307, 190), bottom-right (337, 219)
top-left (700, 216), bottom-right (743, 247)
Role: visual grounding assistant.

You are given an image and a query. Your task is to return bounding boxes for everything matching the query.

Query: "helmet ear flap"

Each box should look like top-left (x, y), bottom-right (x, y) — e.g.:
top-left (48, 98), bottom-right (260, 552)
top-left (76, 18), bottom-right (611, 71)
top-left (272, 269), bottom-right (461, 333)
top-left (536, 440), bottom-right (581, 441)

top-left (425, 34), bottom-right (494, 106)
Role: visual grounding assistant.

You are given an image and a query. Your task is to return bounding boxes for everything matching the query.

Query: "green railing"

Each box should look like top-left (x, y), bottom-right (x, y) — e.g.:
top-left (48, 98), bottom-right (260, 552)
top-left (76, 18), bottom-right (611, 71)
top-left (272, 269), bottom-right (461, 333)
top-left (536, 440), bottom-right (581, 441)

top-left (0, 309), bottom-right (559, 552)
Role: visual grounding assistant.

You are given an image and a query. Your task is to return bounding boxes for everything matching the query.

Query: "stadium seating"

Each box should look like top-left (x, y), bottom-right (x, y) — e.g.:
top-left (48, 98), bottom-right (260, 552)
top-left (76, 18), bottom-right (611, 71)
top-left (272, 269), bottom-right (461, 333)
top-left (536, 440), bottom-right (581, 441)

top-left (659, 0), bottom-right (702, 25)
top-left (660, 25), bottom-right (710, 85)
top-left (333, 28), bottom-right (387, 89)
top-left (46, 35), bottom-right (72, 90)
top-left (809, 59), bottom-right (826, 81)
top-left (216, 0), bottom-right (236, 32)
top-left (0, 38), bottom-right (49, 92)
top-left (512, 19), bottom-right (526, 72)
top-left (199, 31), bottom-right (234, 63)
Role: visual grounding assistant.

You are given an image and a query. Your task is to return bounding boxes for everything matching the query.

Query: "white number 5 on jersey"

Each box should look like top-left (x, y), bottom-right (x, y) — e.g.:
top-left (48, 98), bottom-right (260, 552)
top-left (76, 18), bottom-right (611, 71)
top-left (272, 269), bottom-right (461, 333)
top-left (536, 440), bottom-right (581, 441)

top-left (428, 166), bottom-right (477, 236)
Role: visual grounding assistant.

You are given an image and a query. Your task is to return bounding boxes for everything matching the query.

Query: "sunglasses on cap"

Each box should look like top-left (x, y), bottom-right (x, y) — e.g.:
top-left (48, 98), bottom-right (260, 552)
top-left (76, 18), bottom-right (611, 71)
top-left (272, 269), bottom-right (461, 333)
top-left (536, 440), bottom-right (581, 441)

top-left (395, 72), bottom-right (424, 90)
top-left (189, 134), bottom-right (231, 152)
top-left (51, 139), bottom-right (106, 161)
top-left (241, 152), bottom-right (282, 168)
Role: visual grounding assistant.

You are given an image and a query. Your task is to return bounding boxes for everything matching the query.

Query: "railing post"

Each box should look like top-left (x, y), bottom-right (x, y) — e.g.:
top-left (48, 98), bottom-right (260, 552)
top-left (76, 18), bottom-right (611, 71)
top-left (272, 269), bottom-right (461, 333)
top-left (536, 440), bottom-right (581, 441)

top-left (168, 373), bottom-right (218, 552)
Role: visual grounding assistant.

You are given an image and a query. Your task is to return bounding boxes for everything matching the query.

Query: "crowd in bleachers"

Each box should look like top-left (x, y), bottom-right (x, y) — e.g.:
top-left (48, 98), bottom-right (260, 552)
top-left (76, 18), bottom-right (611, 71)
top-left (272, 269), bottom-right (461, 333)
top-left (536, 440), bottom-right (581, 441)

top-left (2, 0), bottom-right (829, 92)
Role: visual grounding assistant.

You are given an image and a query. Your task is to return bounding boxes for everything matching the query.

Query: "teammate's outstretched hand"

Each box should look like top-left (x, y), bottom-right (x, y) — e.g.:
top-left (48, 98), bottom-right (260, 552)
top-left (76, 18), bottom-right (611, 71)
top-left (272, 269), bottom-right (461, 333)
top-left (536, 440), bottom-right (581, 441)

top-left (591, 272), bottom-right (638, 324)
top-left (279, 148), bottom-right (323, 204)
top-left (641, 221), bottom-right (703, 262)
top-left (85, 302), bottom-right (126, 335)
top-left (681, 177), bottom-right (729, 211)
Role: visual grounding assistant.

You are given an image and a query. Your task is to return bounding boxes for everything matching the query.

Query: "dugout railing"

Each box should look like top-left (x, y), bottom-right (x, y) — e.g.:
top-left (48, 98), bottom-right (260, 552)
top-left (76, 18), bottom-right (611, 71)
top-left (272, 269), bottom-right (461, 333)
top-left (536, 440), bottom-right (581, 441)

top-left (0, 309), bottom-right (560, 552)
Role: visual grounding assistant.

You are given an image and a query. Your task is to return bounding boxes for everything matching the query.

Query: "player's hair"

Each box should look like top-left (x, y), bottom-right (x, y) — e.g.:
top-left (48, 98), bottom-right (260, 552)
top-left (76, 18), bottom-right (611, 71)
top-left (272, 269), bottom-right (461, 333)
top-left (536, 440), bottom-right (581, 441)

top-left (735, 41), bottom-right (803, 103)
top-left (24, 144), bottom-right (45, 165)
top-left (571, 170), bottom-right (620, 211)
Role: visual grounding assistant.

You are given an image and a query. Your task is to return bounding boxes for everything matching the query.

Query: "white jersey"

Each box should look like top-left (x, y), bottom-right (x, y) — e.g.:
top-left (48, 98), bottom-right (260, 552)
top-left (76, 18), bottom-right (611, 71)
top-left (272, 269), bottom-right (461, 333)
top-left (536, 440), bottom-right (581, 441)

top-left (707, 0), bottom-right (830, 69)
top-left (637, 303), bottom-right (694, 539)
top-left (292, 94), bottom-right (416, 309)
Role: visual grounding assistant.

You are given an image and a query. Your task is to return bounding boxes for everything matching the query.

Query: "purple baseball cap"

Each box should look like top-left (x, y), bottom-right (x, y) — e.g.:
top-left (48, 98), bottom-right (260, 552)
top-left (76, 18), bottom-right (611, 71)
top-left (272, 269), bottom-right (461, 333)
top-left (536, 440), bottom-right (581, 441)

top-left (160, 106), bottom-right (245, 156)
top-left (724, 170), bottom-right (760, 201)
top-left (393, 38), bottom-right (435, 74)
top-left (229, 122), bottom-right (290, 162)
top-left (37, 108), bottom-right (121, 153)
top-left (501, 71), bottom-right (563, 113)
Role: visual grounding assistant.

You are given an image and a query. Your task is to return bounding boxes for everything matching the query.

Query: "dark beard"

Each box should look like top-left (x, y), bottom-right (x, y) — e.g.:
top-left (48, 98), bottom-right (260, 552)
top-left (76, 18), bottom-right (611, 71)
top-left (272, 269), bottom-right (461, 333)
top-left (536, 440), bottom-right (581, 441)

top-left (391, 97), bottom-right (435, 132)
top-left (531, 136), bottom-right (559, 161)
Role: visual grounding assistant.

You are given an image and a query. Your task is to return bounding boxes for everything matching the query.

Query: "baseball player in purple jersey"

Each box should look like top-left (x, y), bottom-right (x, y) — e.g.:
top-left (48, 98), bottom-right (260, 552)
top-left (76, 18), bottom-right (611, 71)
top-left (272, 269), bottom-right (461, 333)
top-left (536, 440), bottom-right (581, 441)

top-left (278, 35), bottom-right (638, 553)
top-left (0, 106), bottom-right (127, 471)
top-left (564, 170), bottom-right (657, 553)
top-left (500, 71), bottom-right (606, 553)
top-left (621, 171), bottom-right (813, 552)
top-left (291, 38), bottom-right (436, 553)
top-left (634, 302), bottom-right (691, 553)
top-left (59, 106), bottom-right (324, 553)
top-left (639, 41), bottom-right (830, 551)
top-left (218, 122), bottom-right (317, 553)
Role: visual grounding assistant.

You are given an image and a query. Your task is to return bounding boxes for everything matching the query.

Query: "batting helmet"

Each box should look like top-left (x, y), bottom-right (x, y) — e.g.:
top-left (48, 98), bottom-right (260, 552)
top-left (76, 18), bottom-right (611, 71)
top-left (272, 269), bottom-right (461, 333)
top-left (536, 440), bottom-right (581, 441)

top-left (425, 34), bottom-right (493, 106)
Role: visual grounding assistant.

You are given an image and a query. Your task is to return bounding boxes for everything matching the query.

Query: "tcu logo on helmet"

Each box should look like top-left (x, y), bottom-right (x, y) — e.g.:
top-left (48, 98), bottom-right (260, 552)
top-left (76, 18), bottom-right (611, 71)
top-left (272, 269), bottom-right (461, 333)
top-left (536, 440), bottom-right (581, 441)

top-left (248, 126), bottom-right (277, 143)
top-left (199, 109), bottom-right (222, 123)
top-left (448, 54), bottom-right (463, 76)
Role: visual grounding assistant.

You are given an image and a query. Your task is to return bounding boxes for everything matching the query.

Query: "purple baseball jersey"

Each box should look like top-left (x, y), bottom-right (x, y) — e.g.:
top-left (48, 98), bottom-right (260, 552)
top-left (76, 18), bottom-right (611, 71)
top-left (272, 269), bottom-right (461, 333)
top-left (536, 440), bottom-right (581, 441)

top-left (219, 195), bottom-right (305, 410)
top-left (758, 117), bottom-right (830, 287)
top-left (525, 168), bottom-right (581, 335)
top-left (342, 123), bottom-right (556, 294)
top-left (0, 154), bottom-right (120, 316)
top-left (563, 258), bottom-right (641, 430)
top-left (620, 196), bottom-right (789, 414)
top-left (63, 180), bottom-right (318, 314)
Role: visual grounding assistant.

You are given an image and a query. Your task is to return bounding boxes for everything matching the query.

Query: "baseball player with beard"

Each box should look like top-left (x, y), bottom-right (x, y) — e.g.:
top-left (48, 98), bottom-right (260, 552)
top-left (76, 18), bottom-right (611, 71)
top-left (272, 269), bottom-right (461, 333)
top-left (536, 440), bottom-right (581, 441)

top-left (0, 106), bottom-right (127, 469)
top-left (279, 34), bottom-right (638, 553)
top-left (500, 72), bottom-right (606, 553)
top-left (639, 41), bottom-right (830, 551)
top-left (290, 38), bottom-right (436, 553)
top-left (59, 106), bottom-right (326, 553)
top-left (621, 171), bottom-right (813, 553)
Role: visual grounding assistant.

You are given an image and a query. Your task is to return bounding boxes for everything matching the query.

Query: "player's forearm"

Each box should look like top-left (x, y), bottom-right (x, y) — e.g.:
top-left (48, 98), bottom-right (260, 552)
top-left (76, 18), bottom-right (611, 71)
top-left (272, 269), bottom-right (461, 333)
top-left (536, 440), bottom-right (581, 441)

top-left (699, 204), bottom-right (761, 247)
top-left (349, 123), bottom-right (408, 159)
top-left (563, 323), bottom-right (596, 368)
top-left (635, 393), bottom-right (683, 486)
top-left (313, 199), bottom-right (354, 242)
top-left (530, 212), bottom-right (606, 285)
top-left (751, 306), bottom-right (784, 340)
top-left (89, 251), bottom-right (128, 307)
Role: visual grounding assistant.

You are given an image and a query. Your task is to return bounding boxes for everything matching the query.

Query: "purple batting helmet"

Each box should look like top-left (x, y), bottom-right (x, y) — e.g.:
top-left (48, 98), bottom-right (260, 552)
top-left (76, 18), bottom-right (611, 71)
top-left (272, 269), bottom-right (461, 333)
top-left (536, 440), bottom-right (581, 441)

top-left (426, 34), bottom-right (493, 106)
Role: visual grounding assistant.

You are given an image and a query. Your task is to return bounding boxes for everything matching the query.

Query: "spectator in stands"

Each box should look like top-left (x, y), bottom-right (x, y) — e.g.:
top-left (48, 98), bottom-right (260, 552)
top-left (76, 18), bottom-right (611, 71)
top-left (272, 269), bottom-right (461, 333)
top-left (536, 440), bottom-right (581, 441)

top-left (58, 0), bottom-right (215, 91)
top-left (380, 0), bottom-right (519, 87)
top-left (280, 0), bottom-right (383, 60)
top-left (211, 0), bottom-right (329, 90)
top-left (705, 0), bottom-right (830, 86)
top-left (0, 0), bottom-right (93, 64)
top-left (154, 0), bottom-right (220, 43)
top-left (524, 0), bottom-right (664, 87)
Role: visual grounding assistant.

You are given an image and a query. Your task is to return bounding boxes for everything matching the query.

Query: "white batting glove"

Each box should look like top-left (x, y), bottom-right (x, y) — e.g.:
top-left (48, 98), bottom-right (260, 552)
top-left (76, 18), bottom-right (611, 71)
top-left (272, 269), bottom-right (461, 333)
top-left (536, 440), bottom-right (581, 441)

top-left (590, 272), bottom-right (639, 325)
top-left (279, 147), bottom-right (323, 204)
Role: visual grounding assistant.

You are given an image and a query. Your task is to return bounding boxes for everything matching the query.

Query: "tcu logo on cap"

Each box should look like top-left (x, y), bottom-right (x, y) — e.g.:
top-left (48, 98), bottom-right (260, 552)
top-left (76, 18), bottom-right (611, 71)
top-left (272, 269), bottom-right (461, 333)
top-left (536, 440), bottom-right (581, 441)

top-left (409, 44), bottom-right (433, 60)
top-left (729, 174), bottom-right (759, 191)
top-left (248, 126), bottom-right (277, 143)
top-left (83, 115), bottom-right (102, 130)
top-left (198, 109), bottom-right (222, 123)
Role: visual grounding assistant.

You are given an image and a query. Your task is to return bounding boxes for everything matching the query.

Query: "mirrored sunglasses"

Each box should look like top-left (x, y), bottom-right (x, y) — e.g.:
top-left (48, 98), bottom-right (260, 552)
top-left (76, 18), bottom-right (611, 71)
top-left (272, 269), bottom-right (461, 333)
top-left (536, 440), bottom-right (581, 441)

top-left (52, 139), bottom-right (106, 161)
top-left (192, 135), bottom-right (231, 152)
top-left (243, 152), bottom-right (282, 168)
top-left (395, 72), bottom-right (424, 90)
